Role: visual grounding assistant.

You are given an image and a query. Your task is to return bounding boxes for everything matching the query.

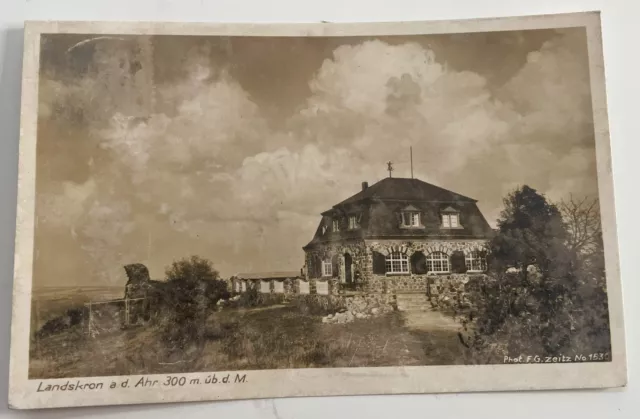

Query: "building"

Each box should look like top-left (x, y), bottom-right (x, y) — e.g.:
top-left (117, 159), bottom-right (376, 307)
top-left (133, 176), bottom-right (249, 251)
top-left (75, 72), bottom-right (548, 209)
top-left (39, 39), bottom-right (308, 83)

top-left (232, 271), bottom-right (302, 294)
top-left (302, 177), bottom-right (494, 293)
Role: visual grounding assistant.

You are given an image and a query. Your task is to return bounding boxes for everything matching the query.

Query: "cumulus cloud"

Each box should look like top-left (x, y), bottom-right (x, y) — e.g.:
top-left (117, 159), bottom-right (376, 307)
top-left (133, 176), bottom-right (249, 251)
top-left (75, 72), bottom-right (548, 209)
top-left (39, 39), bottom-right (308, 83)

top-left (34, 29), bottom-right (599, 284)
top-left (295, 39), bottom-right (516, 179)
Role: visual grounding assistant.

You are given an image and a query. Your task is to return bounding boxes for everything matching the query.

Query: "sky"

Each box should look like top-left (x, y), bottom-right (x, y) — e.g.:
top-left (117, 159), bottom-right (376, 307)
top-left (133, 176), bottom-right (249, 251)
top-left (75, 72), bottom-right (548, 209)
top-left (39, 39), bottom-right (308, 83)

top-left (33, 27), bottom-right (599, 287)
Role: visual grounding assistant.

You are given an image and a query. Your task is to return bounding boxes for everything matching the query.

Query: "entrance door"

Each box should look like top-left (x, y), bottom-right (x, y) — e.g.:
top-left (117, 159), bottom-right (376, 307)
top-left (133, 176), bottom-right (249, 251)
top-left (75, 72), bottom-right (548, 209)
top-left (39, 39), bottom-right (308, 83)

top-left (344, 253), bottom-right (353, 284)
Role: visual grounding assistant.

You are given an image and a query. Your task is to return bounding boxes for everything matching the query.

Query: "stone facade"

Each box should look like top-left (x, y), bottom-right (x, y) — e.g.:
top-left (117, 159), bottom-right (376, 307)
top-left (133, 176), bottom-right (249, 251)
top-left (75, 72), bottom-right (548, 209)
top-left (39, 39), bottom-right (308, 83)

top-left (304, 238), bottom-right (488, 294)
top-left (321, 293), bottom-right (396, 324)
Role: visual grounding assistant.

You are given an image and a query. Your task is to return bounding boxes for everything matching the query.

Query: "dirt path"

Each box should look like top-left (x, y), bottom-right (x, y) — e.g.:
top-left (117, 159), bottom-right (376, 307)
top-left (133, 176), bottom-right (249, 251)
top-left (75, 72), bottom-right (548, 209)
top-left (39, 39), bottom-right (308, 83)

top-left (402, 310), bottom-right (462, 333)
top-left (399, 310), bottom-right (468, 365)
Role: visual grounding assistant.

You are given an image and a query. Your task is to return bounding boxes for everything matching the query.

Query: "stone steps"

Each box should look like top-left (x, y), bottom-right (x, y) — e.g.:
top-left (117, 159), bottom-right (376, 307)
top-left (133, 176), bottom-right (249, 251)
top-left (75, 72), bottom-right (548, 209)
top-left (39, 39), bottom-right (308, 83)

top-left (395, 293), bottom-right (432, 312)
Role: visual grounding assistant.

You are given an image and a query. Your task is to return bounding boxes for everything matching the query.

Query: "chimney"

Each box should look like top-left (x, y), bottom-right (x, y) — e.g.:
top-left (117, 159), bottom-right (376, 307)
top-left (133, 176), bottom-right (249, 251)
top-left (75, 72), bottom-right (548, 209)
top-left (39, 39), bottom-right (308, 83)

top-left (361, 181), bottom-right (369, 191)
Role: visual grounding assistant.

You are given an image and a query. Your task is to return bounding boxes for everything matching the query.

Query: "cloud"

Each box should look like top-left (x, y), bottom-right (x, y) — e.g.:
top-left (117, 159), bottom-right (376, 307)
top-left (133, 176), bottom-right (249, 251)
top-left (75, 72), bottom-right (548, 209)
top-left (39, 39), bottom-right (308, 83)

top-left (502, 28), bottom-right (593, 147)
top-left (34, 30), bottom-right (598, 283)
top-left (295, 39), bottom-right (515, 179)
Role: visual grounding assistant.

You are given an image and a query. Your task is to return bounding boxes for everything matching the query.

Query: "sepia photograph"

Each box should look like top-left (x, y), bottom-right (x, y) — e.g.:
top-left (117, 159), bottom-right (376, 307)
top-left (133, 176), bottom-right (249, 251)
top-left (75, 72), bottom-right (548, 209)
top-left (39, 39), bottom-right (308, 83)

top-left (9, 12), bottom-right (626, 409)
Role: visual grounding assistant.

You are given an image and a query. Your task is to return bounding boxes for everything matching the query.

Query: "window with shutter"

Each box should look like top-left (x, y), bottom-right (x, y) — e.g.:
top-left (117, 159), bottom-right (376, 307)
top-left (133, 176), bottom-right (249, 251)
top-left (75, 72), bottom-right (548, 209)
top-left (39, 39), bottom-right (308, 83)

top-left (450, 250), bottom-right (467, 273)
top-left (372, 251), bottom-right (386, 274)
top-left (410, 251), bottom-right (428, 274)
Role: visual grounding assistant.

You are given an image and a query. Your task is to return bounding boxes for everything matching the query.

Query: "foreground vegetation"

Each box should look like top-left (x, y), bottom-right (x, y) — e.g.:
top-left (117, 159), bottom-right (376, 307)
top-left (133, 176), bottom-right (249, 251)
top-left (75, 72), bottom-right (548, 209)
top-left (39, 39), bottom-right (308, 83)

top-left (30, 303), bottom-right (466, 379)
top-left (452, 187), bottom-right (611, 363)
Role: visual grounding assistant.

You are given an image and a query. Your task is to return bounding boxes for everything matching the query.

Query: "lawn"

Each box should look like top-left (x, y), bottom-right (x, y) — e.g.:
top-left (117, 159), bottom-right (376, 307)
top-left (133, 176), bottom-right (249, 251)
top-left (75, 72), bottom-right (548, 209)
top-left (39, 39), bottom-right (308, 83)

top-left (29, 304), bottom-right (467, 379)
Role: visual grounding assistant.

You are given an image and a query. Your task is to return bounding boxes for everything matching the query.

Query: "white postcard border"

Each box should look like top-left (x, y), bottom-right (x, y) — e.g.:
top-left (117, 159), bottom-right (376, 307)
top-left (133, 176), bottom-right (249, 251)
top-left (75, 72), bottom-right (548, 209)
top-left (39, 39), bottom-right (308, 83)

top-left (9, 11), bottom-right (627, 409)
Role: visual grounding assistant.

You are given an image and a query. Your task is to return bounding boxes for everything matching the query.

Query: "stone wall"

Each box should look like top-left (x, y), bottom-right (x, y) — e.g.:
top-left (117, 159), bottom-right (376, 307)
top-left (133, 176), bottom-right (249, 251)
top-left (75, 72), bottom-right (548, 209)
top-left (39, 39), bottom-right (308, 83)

top-left (370, 274), bottom-right (429, 293)
top-left (367, 239), bottom-right (488, 258)
top-left (303, 239), bottom-right (369, 284)
top-left (321, 293), bottom-right (396, 324)
top-left (304, 238), bottom-right (488, 293)
top-left (232, 259), bottom-right (487, 309)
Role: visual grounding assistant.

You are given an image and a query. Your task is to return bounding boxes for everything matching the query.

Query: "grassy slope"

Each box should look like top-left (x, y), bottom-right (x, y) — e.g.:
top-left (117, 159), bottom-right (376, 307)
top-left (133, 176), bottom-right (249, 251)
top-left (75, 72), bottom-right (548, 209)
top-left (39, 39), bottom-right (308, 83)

top-left (29, 305), bottom-right (466, 379)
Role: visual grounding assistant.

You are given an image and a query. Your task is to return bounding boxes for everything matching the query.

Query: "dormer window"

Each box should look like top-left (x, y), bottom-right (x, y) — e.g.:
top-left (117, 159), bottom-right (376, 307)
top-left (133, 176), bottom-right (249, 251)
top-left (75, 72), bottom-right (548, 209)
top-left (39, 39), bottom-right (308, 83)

top-left (402, 211), bottom-right (421, 227)
top-left (400, 205), bottom-right (422, 228)
top-left (348, 214), bottom-right (360, 230)
top-left (332, 219), bottom-right (340, 232)
top-left (441, 206), bottom-right (461, 229)
top-left (442, 214), bottom-right (459, 228)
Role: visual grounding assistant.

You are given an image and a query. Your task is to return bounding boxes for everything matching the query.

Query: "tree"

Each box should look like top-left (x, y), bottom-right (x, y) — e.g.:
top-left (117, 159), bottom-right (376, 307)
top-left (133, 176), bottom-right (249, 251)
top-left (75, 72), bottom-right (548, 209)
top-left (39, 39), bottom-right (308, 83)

top-left (490, 185), bottom-right (573, 278)
top-left (161, 256), bottom-right (229, 350)
top-left (166, 255), bottom-right (220, 283)
top-left (558, 196), bottom-right (609, 353)
top-left (559, 195), bottom-right (602, 256)
top-left (460, 186), bottom-right (610, 361)
top-left (559, 196), bottom-right (605, 286)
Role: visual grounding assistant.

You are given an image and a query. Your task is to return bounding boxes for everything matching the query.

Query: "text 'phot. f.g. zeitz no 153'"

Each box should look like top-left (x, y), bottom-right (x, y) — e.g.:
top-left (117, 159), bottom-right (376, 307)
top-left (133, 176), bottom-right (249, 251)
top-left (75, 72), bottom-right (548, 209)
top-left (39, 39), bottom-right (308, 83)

top-left (9, 12), bottom-right (626, 409)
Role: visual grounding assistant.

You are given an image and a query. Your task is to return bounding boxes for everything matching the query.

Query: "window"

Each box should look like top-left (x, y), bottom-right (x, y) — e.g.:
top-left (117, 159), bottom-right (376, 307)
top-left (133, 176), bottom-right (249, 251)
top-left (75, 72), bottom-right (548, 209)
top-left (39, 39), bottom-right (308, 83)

top-left (348, 215), bottom-right (360, 230)
top-left (465, 250), bottom-right (487, 272)
top-left (322, 260), bottom-right (332, 277)
top-left (410, 251), bottom-right (428, 274)
top-left (426, 252), bottom-right (450, 273)
top-left (321, 225), bottom-right (327, 235)
top-left (385, 252), bottom-right (409, 274)
top-left (442, 213), bottom-right (459, 228)
top-left (402, 211), bottom-right (421, 227)
top-left (332, 219), bottom-right (340, 232)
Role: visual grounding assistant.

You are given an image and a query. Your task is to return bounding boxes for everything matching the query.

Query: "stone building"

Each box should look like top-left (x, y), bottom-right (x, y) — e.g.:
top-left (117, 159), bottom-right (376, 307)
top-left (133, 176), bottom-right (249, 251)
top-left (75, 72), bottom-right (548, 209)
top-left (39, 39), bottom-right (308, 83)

top-left (302, 177), bottom-right (494, 293)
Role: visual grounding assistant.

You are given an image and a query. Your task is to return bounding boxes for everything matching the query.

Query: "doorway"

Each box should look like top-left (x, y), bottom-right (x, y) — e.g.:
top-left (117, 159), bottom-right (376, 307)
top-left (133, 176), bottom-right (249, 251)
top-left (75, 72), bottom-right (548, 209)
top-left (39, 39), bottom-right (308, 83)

top-left (344, 253), bottom-right (353, 284)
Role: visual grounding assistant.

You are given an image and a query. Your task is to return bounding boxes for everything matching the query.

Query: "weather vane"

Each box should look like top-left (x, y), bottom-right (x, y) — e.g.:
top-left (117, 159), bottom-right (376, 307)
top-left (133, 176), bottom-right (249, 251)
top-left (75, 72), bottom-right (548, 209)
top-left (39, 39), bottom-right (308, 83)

top-left (387, 161), bottom-right (394, 178)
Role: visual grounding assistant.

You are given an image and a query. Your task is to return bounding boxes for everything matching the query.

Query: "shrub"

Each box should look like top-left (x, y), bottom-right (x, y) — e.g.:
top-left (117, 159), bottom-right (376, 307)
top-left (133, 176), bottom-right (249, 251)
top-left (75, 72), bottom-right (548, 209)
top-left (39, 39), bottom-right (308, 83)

top-left (159, 256), bottom-right (228, 350)
top-left (36, 307), bottom-right (86, 339)
top-left (225, 286), bottom-right (287, 309)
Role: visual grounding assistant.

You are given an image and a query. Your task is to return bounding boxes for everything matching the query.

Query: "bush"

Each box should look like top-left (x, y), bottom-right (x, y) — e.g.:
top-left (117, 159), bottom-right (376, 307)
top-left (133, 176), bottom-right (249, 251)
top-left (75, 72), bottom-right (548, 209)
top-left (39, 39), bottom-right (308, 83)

top-left (160, 256), bottom-right (229, 350)
top-left (36, 307), bottom-right (86, 339)
top-left (225, 286), bottom-right (287, 309)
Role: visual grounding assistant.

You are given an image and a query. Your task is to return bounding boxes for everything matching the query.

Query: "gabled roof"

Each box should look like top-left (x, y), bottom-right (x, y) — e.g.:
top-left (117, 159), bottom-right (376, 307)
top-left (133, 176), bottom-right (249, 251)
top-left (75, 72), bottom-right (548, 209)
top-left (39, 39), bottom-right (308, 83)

top-left (335, 177), bottom-right (476, 207)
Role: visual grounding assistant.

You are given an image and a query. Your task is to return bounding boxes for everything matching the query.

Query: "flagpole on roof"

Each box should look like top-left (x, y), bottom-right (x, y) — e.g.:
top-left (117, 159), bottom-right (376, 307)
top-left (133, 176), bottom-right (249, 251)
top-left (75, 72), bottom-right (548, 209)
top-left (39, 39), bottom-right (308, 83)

top-left (410, 146), bottom-right (414, 179)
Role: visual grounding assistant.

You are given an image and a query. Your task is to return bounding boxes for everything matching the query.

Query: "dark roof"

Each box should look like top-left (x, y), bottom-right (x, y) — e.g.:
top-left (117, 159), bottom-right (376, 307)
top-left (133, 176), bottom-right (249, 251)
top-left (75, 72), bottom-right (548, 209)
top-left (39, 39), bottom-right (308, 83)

top-left (304, 177), bottom-right (493, 249)
top-left (235, 271), bottom-right (301, 280)
top-left (334, 177), bottom-right (476, 208)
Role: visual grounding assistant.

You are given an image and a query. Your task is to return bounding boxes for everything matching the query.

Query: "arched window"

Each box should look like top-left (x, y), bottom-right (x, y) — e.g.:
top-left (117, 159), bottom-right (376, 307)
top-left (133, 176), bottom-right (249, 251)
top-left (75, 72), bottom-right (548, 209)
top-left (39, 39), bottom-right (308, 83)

top-left (426, 252), bottom-right (450, 273)
top-left (385, 251), bottom-right (409, 274)
top-left (465, 250), bottom-right (487, 272)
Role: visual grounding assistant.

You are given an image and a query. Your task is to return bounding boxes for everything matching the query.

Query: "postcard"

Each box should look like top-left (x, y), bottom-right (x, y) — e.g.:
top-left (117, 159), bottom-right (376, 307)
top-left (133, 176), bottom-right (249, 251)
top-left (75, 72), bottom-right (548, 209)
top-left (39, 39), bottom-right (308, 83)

top-left (9, 12), bottom-right (626, 409)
